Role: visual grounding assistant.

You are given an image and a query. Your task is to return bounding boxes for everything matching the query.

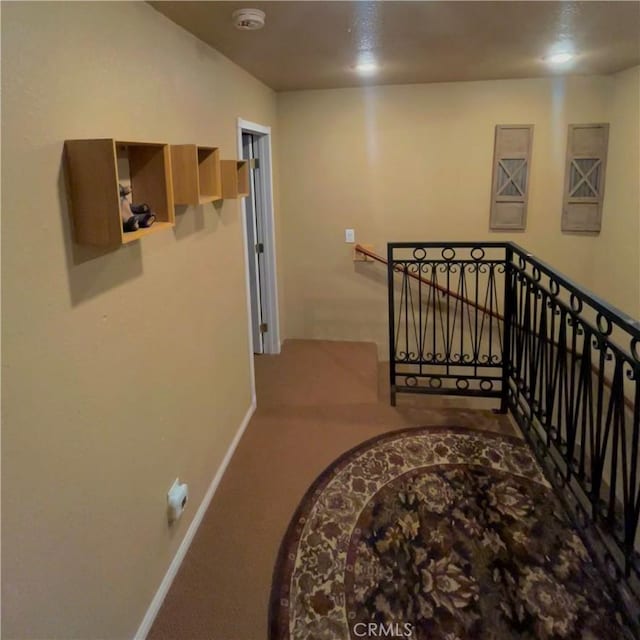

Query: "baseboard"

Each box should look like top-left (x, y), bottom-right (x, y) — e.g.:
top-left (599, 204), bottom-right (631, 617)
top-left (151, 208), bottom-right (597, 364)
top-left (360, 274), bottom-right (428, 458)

top-left (134, 400), bottom-right (257, 639)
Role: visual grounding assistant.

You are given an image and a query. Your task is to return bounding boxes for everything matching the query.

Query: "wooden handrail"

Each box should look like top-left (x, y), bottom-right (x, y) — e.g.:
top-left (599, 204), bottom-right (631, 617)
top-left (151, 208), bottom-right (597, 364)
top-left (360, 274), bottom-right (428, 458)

top-left (354, 244), bottom-right (503, 321)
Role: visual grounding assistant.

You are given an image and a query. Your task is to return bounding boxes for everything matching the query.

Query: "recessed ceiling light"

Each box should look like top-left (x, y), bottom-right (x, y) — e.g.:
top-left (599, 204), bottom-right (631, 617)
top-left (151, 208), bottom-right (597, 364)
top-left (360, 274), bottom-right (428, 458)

top-left (545, 52), bottom-right (574, 65)
top-left (354, 62), bottom-right (378, 74)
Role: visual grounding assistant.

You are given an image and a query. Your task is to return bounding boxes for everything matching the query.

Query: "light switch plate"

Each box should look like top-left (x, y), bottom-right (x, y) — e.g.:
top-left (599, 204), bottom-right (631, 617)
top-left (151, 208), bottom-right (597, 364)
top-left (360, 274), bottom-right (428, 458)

top-left (345, 228), bottom-right (355, 243)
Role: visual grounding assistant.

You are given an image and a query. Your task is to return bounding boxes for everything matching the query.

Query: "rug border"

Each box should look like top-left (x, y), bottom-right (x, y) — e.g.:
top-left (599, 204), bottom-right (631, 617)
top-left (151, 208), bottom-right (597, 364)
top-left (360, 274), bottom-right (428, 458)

top-left (267, 424), bottom-right (526, 640)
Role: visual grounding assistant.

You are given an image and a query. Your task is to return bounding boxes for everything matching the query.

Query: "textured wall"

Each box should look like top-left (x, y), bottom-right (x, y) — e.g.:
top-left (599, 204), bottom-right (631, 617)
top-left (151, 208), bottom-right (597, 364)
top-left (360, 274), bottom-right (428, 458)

top-left (1, 2), bottom-right (277, 638)
top-left (276, 74), bottom-right (639, 355)
top-left (3, 3), bottom-right (638, 637)
top-left (597, 66), bottom-right (640, 318)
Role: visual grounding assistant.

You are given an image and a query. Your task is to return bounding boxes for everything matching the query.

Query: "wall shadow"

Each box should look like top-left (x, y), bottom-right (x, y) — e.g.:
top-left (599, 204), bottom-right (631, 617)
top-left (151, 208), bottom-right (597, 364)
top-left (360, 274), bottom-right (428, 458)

top-left (58, 151), bottom-right (143, 307)
top-left (217, 199), bottom-right (238, 228)
top-left (354, 260), bottom-right (387, 287)
top-left (173, 204), bottom-right (207, 240)
top-left (561, 229), bottom-right (600, 237)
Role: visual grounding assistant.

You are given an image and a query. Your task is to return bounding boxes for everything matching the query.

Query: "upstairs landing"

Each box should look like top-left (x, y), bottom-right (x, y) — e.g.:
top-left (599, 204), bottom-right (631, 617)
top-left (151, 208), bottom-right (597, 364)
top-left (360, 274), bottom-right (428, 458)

top-left (149, 339), bottom-right (515, 640)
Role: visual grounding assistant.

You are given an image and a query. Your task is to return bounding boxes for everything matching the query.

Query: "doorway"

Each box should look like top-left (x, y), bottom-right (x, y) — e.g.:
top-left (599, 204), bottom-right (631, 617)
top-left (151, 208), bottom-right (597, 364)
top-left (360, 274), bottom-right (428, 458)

top-left (237, 119), bottom-right (280, 357)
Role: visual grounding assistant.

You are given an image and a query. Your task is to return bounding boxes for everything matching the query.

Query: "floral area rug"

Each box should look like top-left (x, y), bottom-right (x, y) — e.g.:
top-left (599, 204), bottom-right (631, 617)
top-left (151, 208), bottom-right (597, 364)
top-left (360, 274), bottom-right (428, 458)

top-left (270, 427), bottom-right (628, 640)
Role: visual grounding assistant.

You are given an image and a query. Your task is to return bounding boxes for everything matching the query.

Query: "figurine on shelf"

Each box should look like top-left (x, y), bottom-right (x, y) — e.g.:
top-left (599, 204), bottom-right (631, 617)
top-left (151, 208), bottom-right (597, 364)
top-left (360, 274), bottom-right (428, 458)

top-left (130, 202), bottom-right (156, 228)
top-left (119, 184), bottom-right (138, 233)
top-left (119, 184), bottom-right (156, 232)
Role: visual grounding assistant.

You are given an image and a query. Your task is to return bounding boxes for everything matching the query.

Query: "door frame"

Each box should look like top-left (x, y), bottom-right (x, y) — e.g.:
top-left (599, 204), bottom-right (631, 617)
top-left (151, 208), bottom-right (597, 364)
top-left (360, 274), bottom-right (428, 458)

top-left (237, 118), bottom-right (281, 358)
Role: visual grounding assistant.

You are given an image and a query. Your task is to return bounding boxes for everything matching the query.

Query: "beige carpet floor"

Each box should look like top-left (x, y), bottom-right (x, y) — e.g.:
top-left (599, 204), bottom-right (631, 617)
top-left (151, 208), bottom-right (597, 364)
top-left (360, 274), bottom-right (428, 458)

top-left (148, 339), bottom-right (516, 640)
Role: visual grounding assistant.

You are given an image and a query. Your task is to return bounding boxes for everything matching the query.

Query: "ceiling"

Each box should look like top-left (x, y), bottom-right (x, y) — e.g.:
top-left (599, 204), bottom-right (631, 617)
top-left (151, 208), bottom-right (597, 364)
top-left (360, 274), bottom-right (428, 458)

top-left (150, 1), bottom-right (640, 91)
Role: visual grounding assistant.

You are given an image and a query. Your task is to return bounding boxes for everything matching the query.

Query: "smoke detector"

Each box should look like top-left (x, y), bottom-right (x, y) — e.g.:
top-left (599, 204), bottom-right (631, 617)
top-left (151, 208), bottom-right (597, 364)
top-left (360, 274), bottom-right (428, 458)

top-left (232, 8), bottom-right (266, 31)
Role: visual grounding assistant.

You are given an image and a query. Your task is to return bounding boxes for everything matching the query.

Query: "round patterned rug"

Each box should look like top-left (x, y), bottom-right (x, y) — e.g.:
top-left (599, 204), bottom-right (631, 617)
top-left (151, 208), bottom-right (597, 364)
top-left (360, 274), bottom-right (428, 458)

top-left (270, 427), bottom-right (628, 640)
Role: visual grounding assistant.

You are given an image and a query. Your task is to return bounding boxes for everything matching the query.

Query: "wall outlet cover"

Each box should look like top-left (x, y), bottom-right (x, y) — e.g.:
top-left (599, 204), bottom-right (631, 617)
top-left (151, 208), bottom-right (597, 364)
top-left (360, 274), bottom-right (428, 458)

top-left (167, 478), bottom-right (189, 524)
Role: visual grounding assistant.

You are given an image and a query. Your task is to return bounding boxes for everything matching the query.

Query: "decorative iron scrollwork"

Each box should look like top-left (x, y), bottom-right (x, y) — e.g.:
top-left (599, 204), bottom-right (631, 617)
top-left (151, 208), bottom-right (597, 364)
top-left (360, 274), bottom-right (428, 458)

top-left (388, 242), bottom-right (639, 630)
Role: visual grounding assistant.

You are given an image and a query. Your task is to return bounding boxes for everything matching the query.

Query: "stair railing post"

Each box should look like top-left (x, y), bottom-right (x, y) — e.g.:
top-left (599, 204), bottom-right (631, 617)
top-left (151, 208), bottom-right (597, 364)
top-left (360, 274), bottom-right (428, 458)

top-left (387, 243), bottom-right (396, 406)
top-left (500, 244), bottom-right (514, 414)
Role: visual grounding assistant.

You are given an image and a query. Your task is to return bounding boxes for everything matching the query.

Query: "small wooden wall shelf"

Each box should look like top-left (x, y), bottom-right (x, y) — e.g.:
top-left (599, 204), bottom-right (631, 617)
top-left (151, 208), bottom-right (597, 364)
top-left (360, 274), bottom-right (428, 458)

top-left (171, 145), bottom-right (222, 205)
top-left (64, 139), bottom-right (174, 247)
top-left (221, 160), bottom-right (249, 199)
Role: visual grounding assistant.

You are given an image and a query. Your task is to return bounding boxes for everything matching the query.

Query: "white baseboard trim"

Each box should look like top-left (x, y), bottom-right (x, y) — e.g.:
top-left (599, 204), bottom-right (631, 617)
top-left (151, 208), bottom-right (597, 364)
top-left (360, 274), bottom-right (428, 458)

top-left (134, 399), bottom-right (257, 639)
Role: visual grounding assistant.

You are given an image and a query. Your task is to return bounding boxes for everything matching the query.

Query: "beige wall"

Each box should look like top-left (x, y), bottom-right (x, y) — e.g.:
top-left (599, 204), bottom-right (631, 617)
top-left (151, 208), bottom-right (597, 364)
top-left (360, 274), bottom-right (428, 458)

top-left (597, 66), bottom-right (640, 319)
top-left (277, 74), bottom-right (638, 354)
top-left (1, 2), bottom-right (277, 638)
top-left (2, 2), bottom-right (638, 637)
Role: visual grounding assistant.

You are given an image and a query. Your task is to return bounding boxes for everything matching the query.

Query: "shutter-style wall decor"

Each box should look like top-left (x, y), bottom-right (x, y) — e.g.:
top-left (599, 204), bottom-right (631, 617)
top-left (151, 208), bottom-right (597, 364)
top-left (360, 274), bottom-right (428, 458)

top-left (562, 123), bottom-right (609, 232)
top-left (490, 125), bottom-right (534, 230)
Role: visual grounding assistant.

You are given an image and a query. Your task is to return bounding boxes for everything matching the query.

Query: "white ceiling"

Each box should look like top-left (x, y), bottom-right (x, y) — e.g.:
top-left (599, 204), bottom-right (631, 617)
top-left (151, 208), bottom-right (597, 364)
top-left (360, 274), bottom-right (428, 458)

top-left (150, 1), bottom-right (640, 91)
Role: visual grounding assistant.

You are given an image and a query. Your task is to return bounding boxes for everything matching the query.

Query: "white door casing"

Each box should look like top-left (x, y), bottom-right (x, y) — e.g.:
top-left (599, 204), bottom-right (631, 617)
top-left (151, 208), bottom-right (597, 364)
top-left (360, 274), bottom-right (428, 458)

top-left (243, 133), bottom-right (264, 354)
top-left (237, 118), bottom-right (281, 363)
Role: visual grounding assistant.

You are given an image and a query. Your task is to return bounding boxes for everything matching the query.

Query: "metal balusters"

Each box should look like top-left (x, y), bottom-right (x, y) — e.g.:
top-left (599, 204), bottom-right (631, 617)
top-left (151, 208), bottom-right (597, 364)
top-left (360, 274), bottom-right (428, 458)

top-left (387, 241), bottom-right (640, 631)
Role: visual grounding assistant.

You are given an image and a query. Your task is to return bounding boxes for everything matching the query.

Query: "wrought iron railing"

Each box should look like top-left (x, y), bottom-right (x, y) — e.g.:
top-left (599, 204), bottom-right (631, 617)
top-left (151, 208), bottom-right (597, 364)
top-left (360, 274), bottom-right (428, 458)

top-left (387, 243), bottom-right (506, 403)
top-left (386, 241), bottom-right (640, 633)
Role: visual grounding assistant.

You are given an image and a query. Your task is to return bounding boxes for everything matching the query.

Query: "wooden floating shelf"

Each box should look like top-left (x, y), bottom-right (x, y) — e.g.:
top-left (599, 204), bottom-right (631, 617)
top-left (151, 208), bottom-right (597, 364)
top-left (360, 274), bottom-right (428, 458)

top-left (64, 139), bottom-right (175, 247)
top-left (121, 221), bottom-right (174, 244)
top-left (221, 160), bottom-right (249, 199)
top-left (171, 144), bottom-right (222, 205)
